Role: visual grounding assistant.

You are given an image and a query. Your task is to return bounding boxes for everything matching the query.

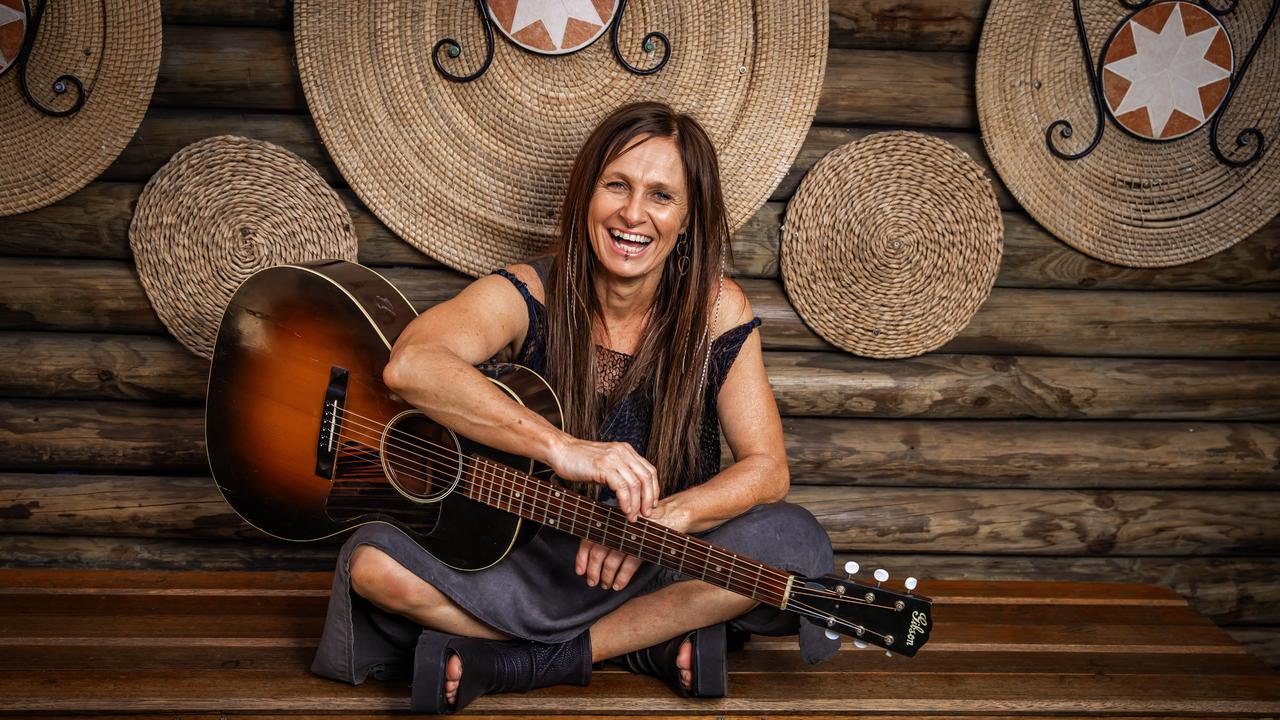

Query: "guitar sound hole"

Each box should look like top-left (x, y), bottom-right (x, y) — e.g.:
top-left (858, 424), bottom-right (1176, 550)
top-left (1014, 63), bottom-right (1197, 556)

top-left (382, 411), bottom-right (461, 502)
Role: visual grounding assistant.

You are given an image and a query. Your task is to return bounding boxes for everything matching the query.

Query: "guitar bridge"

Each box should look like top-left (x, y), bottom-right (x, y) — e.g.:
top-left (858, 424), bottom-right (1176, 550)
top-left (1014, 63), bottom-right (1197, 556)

top-left (315, 366), bottom-right (349, 479)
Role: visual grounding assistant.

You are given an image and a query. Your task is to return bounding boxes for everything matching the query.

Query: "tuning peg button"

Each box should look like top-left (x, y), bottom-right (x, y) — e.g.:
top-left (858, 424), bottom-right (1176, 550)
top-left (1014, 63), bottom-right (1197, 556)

top-left (874, 568), bottom-right (889, 584)
top-left (843, 561), bottom-right (859, 575)
top-left (824, 629), bottom-right (840, 641)
top-left (905, 577), bottom-right (918, 592)
top-left (853, 639), bottom-right (868, 649)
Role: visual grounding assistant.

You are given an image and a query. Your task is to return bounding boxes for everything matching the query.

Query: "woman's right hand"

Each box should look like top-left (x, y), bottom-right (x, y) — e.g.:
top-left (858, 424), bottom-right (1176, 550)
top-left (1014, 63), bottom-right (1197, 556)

top-left (546, 436), bottom-right (659, 521)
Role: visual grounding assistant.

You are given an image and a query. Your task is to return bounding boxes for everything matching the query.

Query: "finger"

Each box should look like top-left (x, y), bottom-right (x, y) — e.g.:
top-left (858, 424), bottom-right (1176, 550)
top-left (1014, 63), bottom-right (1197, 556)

top-left (631, 458), bottom-right (657, 516)
top-left (599, 550), bottom-right (626, 589)
top-left (609, 468), bottom-right (642, 521)
top-left (611, 555), bottom-right (643, 591)
top-left (575, 539), bottom-right (592, 576)
top-left (586, 542), bottom-right (611, 586)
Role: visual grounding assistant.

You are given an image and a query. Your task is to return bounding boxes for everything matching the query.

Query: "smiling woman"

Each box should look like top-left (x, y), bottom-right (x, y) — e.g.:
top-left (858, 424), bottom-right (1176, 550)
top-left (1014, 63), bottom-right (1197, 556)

top-left (309, 102), bottom-right (838, 713)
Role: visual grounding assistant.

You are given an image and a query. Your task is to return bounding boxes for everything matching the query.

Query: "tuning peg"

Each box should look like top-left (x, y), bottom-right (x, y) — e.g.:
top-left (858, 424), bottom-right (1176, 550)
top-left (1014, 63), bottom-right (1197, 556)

top-left (905, 577), bottom-right (918, 593)
top-left (824, 628), bottom-right (839, 640)
top-left (843, 560), bottom-right (859, 576)
top-left (853, 639), bottom-right (868, 649)
top-left (885, 650), bottom-right (893, 657)
top-left (873, 568), bottom-right (889, 586)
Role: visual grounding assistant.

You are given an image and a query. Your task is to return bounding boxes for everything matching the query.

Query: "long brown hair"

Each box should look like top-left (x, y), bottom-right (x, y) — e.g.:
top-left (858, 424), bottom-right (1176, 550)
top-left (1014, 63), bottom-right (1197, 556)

top-left (546, 101), bottom-right (732, 498)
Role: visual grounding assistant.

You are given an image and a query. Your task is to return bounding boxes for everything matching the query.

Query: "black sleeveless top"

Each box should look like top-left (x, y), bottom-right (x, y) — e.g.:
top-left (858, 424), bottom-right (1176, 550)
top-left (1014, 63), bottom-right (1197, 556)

top-left (491, 258), bottom-right (762, 494)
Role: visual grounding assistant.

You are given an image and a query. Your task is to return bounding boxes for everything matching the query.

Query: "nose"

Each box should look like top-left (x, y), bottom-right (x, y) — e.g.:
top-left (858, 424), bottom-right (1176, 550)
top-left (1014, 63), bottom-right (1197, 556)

top-left (618, 192), bottom-right (644, 227)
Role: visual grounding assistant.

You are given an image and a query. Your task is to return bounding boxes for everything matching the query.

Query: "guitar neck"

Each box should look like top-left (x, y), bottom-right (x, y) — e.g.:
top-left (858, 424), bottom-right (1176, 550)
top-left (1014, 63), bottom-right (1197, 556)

top-left (462, 455), bottom-right (794, 609)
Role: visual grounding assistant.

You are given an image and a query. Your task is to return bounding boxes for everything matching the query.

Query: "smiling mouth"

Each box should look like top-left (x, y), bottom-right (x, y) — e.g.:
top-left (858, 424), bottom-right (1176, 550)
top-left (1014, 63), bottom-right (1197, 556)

top-left (609, 228), bottom-right (653, 256)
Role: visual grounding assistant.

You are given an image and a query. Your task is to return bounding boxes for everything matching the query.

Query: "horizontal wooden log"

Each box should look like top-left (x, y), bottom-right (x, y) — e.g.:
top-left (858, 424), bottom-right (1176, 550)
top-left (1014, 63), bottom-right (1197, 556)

top-left (5, 473), bottom-right (1280, 556)
top-left (829, 0), bottom-right (987, 50)
top-left (156, 26), bottom-right (304, 111)
top-left (8, 180), bottom-right (1280, 290)
top-left (7, 333), bottom-right (1278, 422)
top-left (6, 391), bottom-right (1278, 489)
top-left (818, 48), bottom-right (975, 128)
top-left (2, 535), bottom-right (1276, 626)
top-left (776, 418), bottom-right (1280, 489)
top-left (0, 401), bottom-right (205, 473)
top-left (0, 333), bottom-right (207, 402)
top-left (4, 259), bottom-right (1278, 357)
top-left (765, 352), bottom-right (1280, 420)
top-left (160, 1), bottom-right (990, 51)
top-left (104, 109), bottom-right (340, 184)
top-left (150, 26), bottom-right (978, 128)
top-left (795, 485), bottom-right (1280, 556)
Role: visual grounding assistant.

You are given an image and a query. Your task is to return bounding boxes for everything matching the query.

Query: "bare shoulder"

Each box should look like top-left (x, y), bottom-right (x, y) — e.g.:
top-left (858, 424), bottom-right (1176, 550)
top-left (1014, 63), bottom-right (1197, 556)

top-left (711, 276), bottom-right (754, 337)
top-left (504, 262), bottom-right (547, 306)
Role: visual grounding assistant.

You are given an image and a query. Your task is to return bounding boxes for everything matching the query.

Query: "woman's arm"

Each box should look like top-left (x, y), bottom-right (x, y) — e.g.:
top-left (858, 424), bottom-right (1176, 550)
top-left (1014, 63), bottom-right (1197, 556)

top-left (653, 290), bottom-right (789, 535)
top-left (383, 265), bottom-right (660, 520)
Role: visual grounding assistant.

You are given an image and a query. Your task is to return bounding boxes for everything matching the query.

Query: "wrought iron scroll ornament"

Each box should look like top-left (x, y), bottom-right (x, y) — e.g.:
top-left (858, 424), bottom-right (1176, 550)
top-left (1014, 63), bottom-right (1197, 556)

top-left (432, 0), bottom-right (671, 83)
top-left (1045, 0), bottom-right (1278, 167)
top-left (1, 0), bottom-right (94, 117)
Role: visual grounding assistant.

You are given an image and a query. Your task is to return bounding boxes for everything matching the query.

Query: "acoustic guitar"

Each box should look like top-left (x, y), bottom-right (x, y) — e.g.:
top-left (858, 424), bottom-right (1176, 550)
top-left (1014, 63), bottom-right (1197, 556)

top-left (205, 260), bottom-right (933, 655)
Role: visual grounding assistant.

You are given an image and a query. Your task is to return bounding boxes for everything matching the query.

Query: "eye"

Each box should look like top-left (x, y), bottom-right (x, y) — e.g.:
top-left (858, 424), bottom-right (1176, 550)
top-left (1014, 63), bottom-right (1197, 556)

top-left (604, 180), bottom-right (626, 190)
top-left (653, 191), bottom-right (673, 202)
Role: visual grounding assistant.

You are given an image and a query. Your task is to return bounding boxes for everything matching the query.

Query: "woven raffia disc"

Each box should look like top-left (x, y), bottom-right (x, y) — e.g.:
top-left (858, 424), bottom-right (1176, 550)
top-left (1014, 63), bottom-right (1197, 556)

top-left (977, 0), bottom-right (1280, 267)
top-left (781, 132), bottom-right (1003, 359)
top-left (294, 0), bottom-right (827, 277)
top-left (129, 136), bottom-right (359, 358)
top-left (0, 0), bottom-right (160, 216)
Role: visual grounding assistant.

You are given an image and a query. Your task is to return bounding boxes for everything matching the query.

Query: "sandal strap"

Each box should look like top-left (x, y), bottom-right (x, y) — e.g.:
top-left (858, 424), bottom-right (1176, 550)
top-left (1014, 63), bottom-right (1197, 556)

top-left (410, 629), bottom-right (591, 714)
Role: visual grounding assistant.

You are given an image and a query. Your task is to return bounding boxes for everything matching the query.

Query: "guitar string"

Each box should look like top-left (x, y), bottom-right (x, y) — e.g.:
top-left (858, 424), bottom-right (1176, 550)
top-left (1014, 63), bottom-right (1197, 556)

top-left (328, 413), bottom-right (794, 603)
top-left (331, 408), bottom-right (910, 611)
top-left (331, 413), bottom-right (909, 613)
top-left (331, 405), bottom-right (799, 597)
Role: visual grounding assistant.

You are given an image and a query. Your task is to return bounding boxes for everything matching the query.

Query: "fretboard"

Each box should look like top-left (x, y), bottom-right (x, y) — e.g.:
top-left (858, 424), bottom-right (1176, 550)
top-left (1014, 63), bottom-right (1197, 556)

top-left (462, 455), bottom-right (793, 608)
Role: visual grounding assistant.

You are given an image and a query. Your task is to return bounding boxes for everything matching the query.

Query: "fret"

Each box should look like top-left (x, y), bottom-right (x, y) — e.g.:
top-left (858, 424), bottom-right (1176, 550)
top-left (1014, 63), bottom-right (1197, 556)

top-left (752, 559), bottom-right (763, 601)
top-left (550, 486), bottom-right (563, 531)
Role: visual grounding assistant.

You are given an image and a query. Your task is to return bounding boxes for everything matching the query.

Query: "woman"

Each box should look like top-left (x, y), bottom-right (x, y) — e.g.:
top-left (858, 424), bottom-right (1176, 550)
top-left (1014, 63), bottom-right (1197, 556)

top-left (311, 101), bottom-right (837, 713)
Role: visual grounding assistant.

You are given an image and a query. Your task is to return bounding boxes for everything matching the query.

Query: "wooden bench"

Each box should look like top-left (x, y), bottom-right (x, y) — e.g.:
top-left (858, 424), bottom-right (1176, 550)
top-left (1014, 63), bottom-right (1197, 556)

top-left (2, 569), bottom-right (1277, 716)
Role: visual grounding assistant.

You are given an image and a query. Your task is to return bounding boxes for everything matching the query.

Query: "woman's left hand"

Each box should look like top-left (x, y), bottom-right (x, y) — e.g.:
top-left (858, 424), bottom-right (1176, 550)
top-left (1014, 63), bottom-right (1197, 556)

top-left (574, 500), bottom-right (690, 591)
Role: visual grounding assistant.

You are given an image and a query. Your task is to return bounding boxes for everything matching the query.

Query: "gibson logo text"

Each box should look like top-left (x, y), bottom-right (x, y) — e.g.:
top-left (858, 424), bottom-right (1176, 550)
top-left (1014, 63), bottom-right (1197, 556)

top-left (906, 610), bottom-right (928, 647)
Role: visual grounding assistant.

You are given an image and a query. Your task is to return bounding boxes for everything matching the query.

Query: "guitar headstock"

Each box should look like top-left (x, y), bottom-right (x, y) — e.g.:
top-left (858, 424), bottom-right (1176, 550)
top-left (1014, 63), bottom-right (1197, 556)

top-left (787, 564), bottom-right (933, 657)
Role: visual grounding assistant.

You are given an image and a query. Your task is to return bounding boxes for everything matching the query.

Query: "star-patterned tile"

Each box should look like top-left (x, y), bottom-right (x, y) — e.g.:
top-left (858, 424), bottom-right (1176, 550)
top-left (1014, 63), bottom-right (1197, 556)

top-left (0, 0), bottom-right (27, 76)
top-left (488, 0), bottom-right (617, 55)
top-left (1101, 1), bottom-right (1234, 141)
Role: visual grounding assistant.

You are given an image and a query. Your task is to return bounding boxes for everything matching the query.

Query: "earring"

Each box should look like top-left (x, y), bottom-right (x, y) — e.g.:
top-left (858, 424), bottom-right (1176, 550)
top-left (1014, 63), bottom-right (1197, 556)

top-left (676, 233), bottom-right (690, 277)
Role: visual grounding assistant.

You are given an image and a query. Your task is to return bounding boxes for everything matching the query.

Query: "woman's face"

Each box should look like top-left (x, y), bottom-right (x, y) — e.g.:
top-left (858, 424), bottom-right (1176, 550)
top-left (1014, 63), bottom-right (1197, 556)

top-left (586, 134), bottom-right (689, 283)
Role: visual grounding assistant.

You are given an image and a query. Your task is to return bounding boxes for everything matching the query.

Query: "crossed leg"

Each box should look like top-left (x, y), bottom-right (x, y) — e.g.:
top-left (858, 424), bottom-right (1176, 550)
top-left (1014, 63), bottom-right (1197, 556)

top-left (349, 544), bottom-right (757, 704)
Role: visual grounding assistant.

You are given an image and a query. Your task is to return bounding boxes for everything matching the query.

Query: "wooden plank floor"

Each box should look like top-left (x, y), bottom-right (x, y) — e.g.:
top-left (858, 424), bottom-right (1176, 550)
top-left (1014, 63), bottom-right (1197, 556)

top-left (0, 570), bottom-right (1277, 716)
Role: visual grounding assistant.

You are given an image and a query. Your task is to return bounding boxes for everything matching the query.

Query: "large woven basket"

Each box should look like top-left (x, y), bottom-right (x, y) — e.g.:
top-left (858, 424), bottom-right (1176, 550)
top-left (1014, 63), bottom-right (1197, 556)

top-left (977, 0), bottom-right (1279, 267)
top-left (129, 136), bottom-right (360, 359)
top-left (781, 132), bottom-right (1003, 359)
top-left (0, 0), bottom-right (161, 215)
top-left (294, 0), bottom-right (828, 277)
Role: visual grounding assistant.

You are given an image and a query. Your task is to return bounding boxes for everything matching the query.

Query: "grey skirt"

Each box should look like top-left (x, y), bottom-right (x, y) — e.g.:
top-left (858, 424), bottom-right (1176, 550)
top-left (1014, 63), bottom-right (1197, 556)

top-left (311, 501), bottom-right (840, 686)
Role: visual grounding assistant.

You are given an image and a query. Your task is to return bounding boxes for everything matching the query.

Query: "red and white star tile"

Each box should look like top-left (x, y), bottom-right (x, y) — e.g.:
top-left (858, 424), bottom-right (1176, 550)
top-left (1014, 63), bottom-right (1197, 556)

top-left (488, 0), bottom-right (618, 55)
top-left (1101, 1), bottom-right (1234, 141)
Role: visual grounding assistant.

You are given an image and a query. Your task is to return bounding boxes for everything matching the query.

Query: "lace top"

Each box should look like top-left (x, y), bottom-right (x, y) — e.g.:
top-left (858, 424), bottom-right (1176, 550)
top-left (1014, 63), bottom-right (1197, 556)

top-left (490, 258), bottom-right (762, 494)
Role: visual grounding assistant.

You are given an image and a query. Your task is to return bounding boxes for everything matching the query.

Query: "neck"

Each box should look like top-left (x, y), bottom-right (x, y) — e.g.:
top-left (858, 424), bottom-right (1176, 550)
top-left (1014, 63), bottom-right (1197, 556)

top-left (591, 267), bottom-right (661, 344)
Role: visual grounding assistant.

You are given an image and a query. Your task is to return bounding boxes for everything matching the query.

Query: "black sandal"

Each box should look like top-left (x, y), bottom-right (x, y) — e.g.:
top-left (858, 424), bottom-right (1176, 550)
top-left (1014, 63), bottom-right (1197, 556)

top-left (410, 628), bottom-right (592, 714)
top-left (618, 623), bottom-right (727, 698)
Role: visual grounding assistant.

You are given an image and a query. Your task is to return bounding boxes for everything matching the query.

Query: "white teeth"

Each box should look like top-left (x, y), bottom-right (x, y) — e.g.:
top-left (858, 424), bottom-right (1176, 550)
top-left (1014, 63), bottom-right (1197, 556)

top-left (610, 229), bottom-right (652, 244)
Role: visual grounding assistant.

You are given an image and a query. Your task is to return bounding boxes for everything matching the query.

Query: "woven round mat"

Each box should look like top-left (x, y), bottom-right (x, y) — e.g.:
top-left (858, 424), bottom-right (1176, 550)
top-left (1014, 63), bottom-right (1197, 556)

top-left (977, 0), bottom-right (1280, 267)
top-left (781, 132), bottom-right (1003, 359)
top-left (129, 136), bottom-right (360, 359)
top-left (294, 0), bottom-right (827, 278)
top-left (0, 0), bottom-right (160, 216)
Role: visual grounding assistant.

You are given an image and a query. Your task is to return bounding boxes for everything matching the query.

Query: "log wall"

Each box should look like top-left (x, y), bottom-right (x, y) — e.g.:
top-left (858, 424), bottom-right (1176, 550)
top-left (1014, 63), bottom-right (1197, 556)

top-left (2, 0), bottom-right (1277, 667)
